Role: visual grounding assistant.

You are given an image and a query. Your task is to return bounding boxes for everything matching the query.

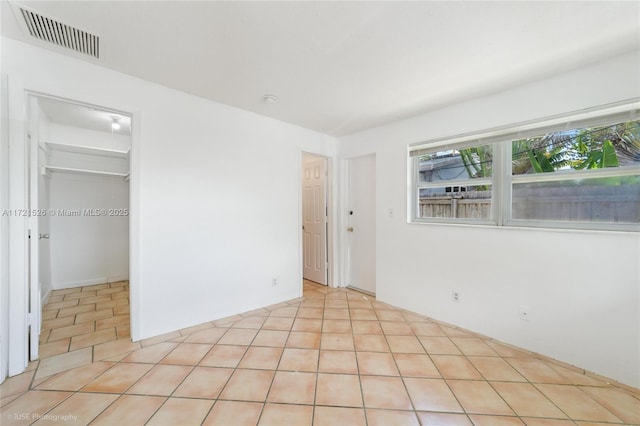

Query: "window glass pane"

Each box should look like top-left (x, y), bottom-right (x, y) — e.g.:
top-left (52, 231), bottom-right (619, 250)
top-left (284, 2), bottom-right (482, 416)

top-left (418, 145), bottom-right (493, 183)
top-left (512, 120), bottom-right (640, 175)
top-left (512, 175), bottom-right (640, 223)
top-left (418, 185), bottom-right (492, 220)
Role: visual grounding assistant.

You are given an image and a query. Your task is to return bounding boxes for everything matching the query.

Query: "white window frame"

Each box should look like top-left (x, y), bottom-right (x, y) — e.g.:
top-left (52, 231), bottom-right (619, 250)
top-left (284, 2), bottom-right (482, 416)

top-left (408, 99), bottom-right (640, 232)
top-left (411, 141), bottom-right (497, 226)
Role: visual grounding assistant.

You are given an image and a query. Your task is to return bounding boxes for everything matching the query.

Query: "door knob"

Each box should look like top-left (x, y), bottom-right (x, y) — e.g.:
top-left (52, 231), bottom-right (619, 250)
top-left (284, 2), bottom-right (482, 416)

top-left (347, 227), bottom-right (354, 232)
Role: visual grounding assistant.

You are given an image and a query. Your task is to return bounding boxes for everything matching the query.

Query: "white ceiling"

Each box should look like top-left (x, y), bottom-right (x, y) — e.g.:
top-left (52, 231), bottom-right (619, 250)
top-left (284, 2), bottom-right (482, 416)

top-left (2, 1), bottom-right (639, 137)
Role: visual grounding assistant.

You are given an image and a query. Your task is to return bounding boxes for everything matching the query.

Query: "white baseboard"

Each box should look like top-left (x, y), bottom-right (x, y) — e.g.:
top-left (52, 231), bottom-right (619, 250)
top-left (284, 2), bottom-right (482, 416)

top-left (53, 275), bottom-right (130, 290)
top-left (52, 277), bottom-right (108, 290)
top-left (41, 287), bottom-right (51, 306)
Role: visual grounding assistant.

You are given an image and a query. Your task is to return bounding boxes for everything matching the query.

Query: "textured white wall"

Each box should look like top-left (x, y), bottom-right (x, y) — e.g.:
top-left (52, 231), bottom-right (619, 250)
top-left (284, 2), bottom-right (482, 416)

top-left (338, 50), bottom-right (640, 388)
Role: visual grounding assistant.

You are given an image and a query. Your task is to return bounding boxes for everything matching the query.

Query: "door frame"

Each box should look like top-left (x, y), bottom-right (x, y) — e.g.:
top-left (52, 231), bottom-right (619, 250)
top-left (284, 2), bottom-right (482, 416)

top-left (4, 84), bottom-right (140, 379)
top-left (26, 93), bottom-right (41, 361)
top-left (6, 77), bottom-right (30, 377)
top-left (301, 153), bottom-right (328, 285)
top-left (1, 73), bottom-right (12, 383)
top-left (300, 151), bottom-right (334, 290)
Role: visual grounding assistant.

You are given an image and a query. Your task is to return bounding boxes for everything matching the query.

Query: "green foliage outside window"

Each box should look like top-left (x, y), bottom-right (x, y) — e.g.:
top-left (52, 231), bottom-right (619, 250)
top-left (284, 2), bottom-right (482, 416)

top-left (460, 120), bottom-right (640, 178)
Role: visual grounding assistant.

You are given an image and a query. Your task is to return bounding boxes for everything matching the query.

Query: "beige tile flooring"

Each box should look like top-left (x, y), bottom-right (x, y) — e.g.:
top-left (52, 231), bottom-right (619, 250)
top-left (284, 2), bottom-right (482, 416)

top-left (1, 280), bottom-right (639, 425)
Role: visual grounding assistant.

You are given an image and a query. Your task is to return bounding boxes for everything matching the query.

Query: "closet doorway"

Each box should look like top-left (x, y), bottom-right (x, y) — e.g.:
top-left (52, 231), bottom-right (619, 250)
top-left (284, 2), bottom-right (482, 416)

top-left (26, 94), bottom-right (131, 360)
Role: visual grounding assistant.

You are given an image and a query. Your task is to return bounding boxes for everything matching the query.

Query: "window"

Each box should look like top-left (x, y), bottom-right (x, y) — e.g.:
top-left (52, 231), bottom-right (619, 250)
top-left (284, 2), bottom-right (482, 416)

top-left (413, 144), bottom-right (494, 223)
top-left (409, 102), bottom-right (640, 231)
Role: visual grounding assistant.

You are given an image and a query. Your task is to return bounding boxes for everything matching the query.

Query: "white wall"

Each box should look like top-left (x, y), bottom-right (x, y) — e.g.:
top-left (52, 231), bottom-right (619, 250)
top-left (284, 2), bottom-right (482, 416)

top-left (136, 95), bottom-right (336, 337)
top-left (49, 173), bottom-right (129, 288)
top-left (2, 38), bottom-right (337, 350)
top-left (338, 50), bottom-right (640, 388)
top-left (46, 123), bottom-right (130, 289)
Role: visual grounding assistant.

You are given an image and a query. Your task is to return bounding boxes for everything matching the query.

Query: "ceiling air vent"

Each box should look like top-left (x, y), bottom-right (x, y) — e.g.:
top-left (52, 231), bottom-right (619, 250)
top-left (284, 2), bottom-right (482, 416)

top-left (19, 8), bottom-right (99, 59)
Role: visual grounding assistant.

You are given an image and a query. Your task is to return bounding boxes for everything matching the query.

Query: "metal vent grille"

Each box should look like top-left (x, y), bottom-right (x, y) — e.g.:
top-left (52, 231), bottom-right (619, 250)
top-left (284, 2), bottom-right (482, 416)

top-left (20, 8), bottom-right (99, 58)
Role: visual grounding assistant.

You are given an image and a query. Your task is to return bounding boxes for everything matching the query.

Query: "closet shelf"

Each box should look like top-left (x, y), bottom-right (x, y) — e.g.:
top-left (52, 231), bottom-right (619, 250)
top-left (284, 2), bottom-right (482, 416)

top-left (43, 166), bottom-right (129, 178)
top-left (45, 141), bottom-right (130, 159)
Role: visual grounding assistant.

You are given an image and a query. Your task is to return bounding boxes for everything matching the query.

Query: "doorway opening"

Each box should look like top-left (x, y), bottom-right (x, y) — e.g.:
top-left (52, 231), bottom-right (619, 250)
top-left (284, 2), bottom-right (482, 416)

top-left (26, 94), bottom-right (132, 362)
top-left (301, 153), bottom-right (332, 286)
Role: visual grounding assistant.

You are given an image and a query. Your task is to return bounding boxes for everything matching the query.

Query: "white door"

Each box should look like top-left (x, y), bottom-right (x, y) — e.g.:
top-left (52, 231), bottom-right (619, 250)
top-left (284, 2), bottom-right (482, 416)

top-left (27, 95), bottom-right (40, 360)
top-left (302, 155), bottom-right (328, 285)
top-left (347, 154), bottom-right (376, 294)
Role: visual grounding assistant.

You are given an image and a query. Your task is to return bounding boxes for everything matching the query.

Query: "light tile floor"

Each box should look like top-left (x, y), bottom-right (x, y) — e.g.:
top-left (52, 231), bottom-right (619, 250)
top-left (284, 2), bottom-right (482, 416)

top-left (1, 280), bottom-right (639, 425)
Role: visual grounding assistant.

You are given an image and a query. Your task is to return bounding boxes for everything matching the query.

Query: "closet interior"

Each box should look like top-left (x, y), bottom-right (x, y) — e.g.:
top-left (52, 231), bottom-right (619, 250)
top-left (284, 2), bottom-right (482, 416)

top-left (34, 96), bottom-right (131, 301)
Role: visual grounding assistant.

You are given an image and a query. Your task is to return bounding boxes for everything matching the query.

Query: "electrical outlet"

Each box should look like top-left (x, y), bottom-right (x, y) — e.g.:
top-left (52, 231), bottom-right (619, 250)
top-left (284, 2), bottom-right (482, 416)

top-left (272, 278), bottom-right (277, 287)
top-left (519, 305), bottom-right (530, 321)
top-left (451, 291), bottom-right (460, 302)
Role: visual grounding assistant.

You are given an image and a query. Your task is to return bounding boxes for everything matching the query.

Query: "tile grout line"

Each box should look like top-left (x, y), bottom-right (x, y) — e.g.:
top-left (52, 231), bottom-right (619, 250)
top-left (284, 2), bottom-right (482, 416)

top-left (385, 309), bottom-right (454, 426)
top-left (193, 311), bottom-right (268, 424)
top-left (254, 301), bottom-right (301, 425)
top-left (346, 288), bottom-right (373, 426)
top-left (327, 286), bottom-right (365, 425)
top-left (305, 289), bottom-right (325, 426)
top-left (187, 324), bottom-right (244, 426)
top-left (444, 331), bottom-right (515, 422)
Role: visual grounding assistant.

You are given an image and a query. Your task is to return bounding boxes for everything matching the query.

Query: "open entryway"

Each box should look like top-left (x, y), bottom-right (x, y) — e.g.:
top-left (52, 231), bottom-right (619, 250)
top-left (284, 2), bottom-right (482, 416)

top-left (25, 94), bottom-right (131, 362)
top-left (302, 153), bottom-right (330, 285)
top-left (346, 154), bottom-right (376, 295)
